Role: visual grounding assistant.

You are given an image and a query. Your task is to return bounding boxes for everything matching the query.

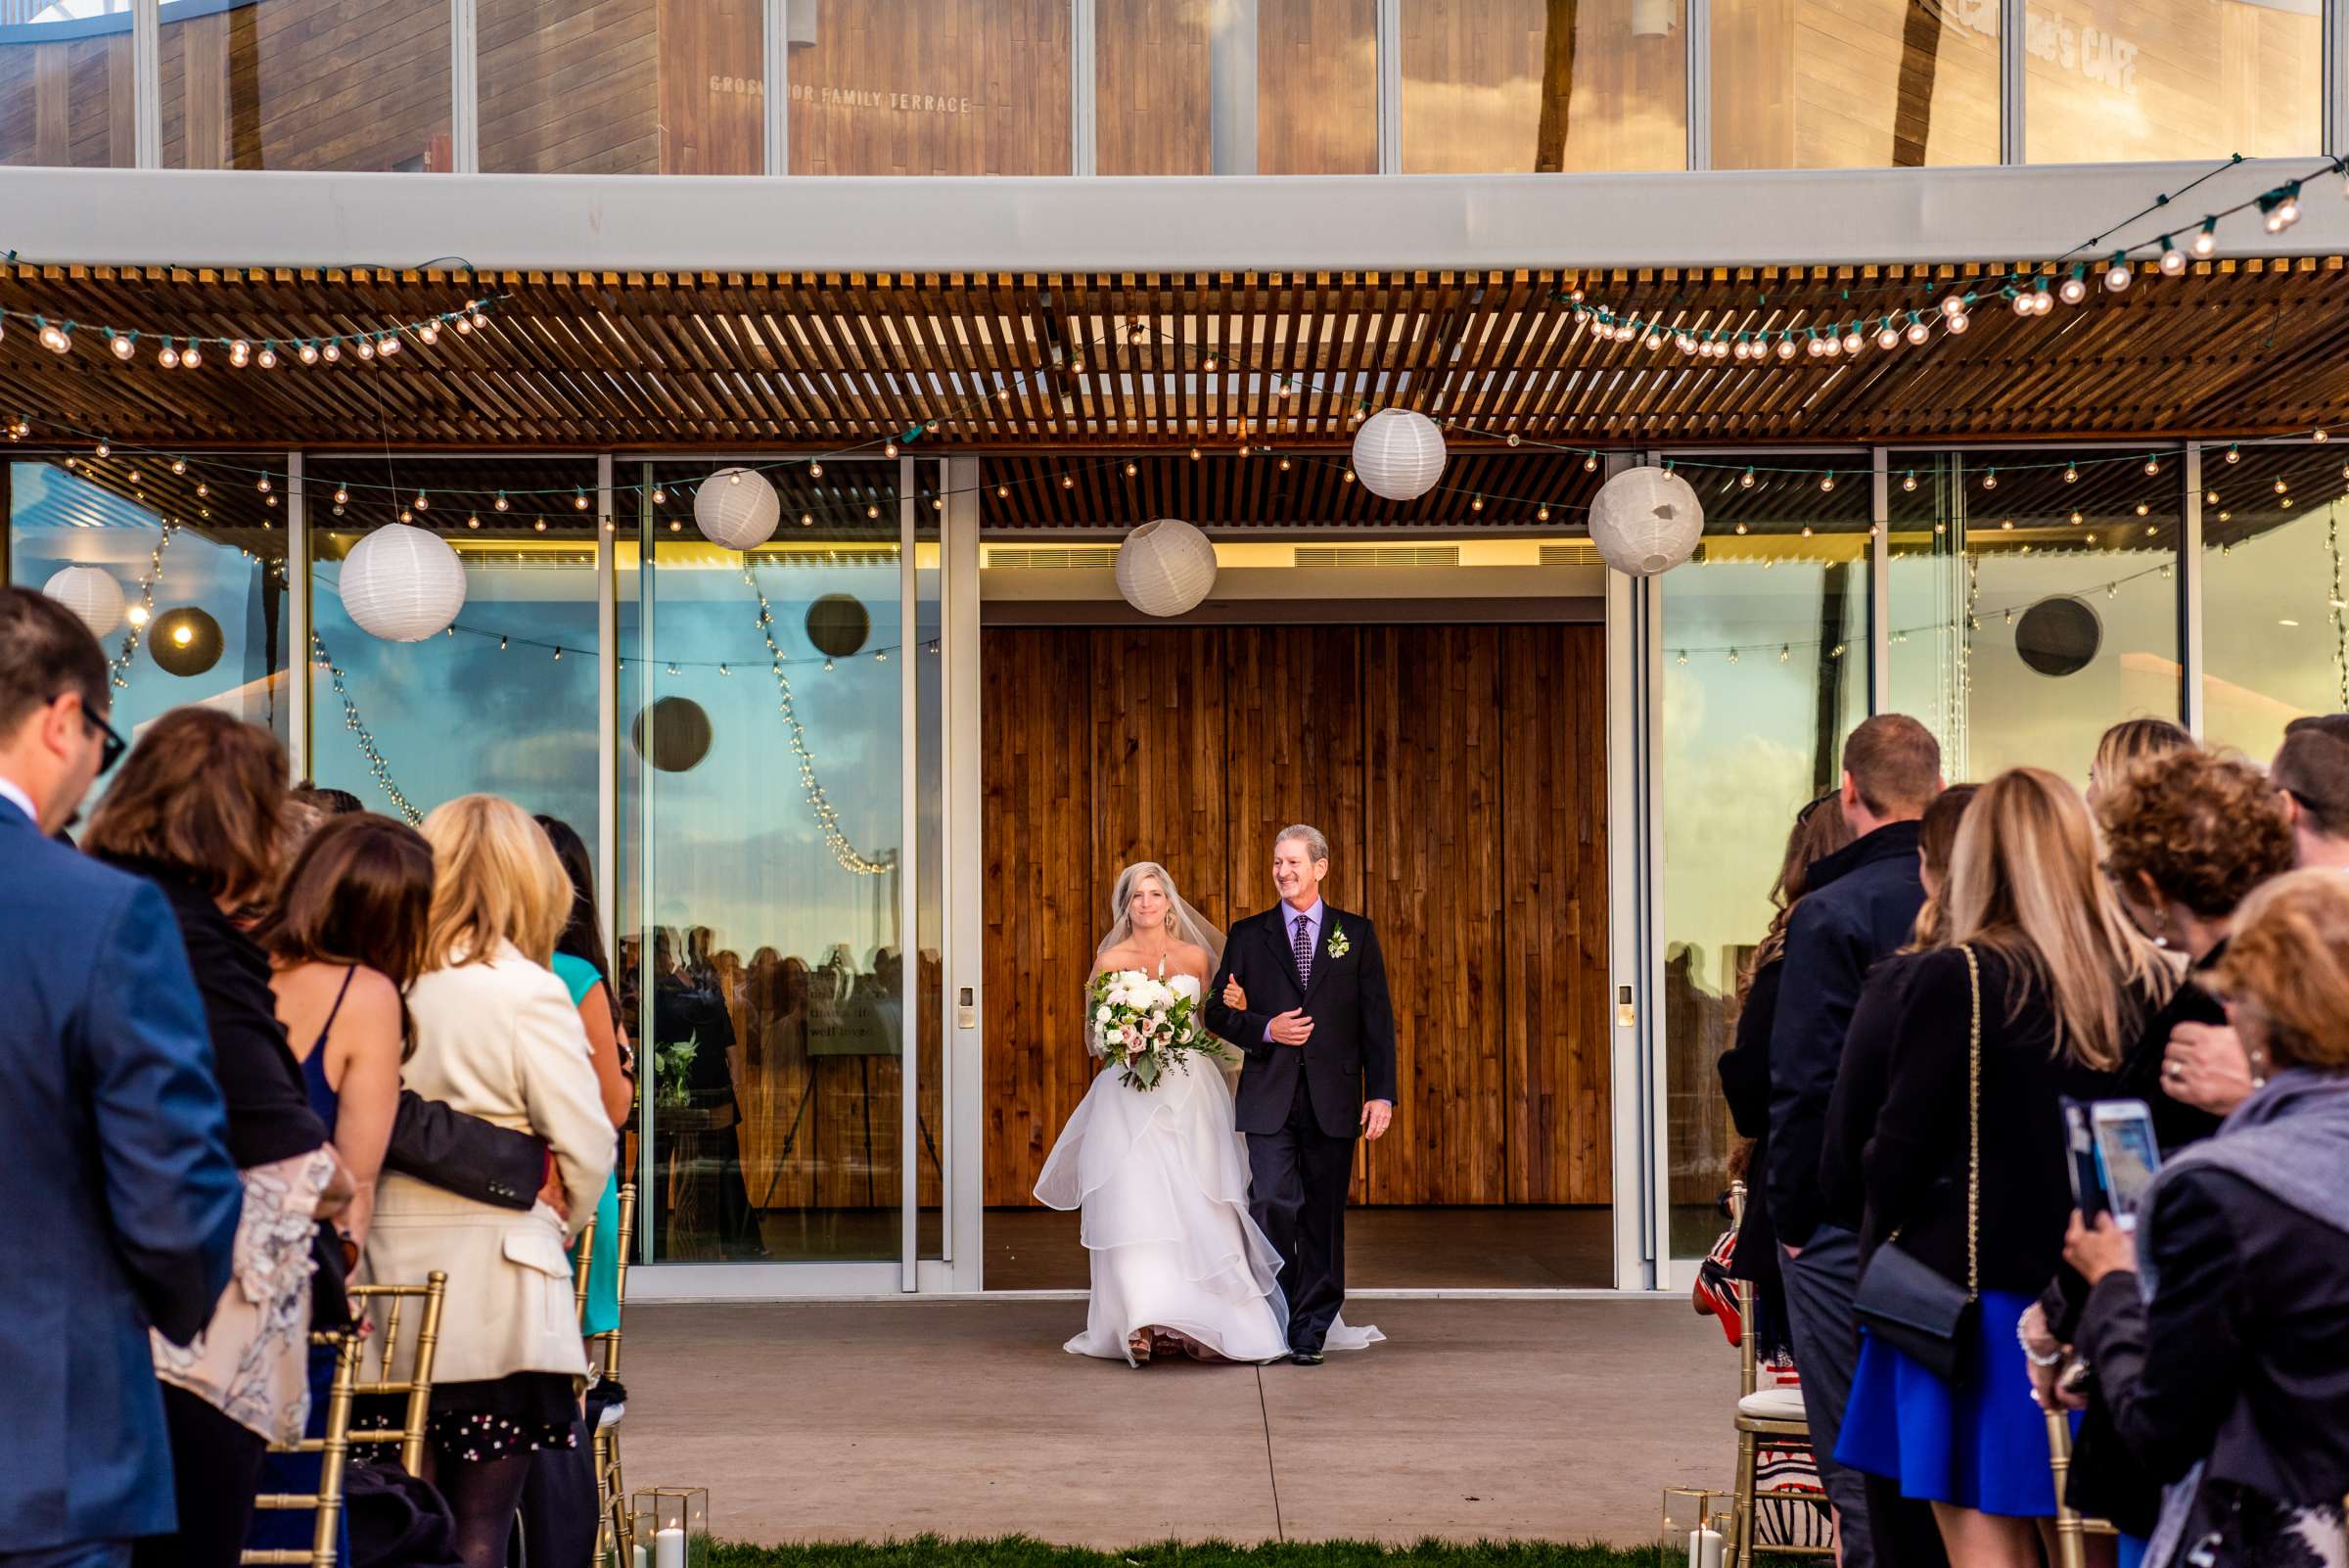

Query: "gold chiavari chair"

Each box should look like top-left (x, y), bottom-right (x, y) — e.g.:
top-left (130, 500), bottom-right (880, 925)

top-left (573, 1211), bottom-right (598, 1323)
top-left (593, 1183), bottom-right (637, 1563)
top-left (241, 1271), bottom-right (446, 1568)
top-left (241, 1332), bottom-right (363, 1568)
top-left (1724, 1182), bottom-right (1834, 1568)
top-left (348, 1272), bottom-right (450, 1476)
top-left (2047, 1405), bottom-right (2118, 1568)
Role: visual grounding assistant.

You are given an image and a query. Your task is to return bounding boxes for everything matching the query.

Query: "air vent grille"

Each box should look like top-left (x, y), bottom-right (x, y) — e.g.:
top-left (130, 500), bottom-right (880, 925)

top-left (1539, 543), bottom-right (1602, 567)
top-left (1291, 545), bottom-right (1462, 569)
top-left (986, 546), bottom-right (1120, 570)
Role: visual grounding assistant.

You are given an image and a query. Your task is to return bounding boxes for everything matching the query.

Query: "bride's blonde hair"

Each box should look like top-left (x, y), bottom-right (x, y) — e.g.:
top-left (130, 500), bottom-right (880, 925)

top-left (1098, 860), bottom-right (1225, 973)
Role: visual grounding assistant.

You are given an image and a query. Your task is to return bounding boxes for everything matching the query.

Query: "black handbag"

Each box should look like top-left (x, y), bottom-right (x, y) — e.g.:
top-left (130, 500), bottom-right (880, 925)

top-left (1853, 943), bottom-right (1981, 1382)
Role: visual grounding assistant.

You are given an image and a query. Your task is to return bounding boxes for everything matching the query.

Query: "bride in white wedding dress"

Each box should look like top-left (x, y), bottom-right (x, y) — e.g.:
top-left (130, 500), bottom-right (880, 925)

top-left (1035, 861), bottom-right (1378, 1366)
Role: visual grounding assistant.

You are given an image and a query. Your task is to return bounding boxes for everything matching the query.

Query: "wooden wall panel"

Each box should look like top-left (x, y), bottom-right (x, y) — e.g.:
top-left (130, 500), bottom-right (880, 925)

top-left (1360, 626), bottom-right (1508, 1205)
top-left (984, 622), bottom-right (1610, 1209)
top-left (1096, 0), bottom-right (1210, 175)
top-left (655, 0), bottom-right (763, 174)
top-left (1257, 0), bottom-right (1377, 174)
top-left (787, 0), bottom-right (1071, 176)
top-left (1500, 625), bottom-right (1612, 1203)
top-left (982, 629), bottom-right (1097, 1206)
top-left (1089, 626), bottom-right (1232, 931)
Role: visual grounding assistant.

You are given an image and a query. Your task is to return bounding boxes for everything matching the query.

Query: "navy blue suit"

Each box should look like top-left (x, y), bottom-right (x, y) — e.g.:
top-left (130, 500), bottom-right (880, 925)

top-left (0, 797), bottom-right (243, 1562)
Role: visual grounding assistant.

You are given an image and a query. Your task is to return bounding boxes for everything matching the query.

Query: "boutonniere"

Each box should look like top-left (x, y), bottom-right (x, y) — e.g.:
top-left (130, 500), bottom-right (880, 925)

top-left (1325, 922), bottom-right (1351, 960)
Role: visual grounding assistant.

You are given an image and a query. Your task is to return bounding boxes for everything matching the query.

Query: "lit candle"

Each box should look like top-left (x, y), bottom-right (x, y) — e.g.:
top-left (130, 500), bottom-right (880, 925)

top-left (656, 1527), bottom-right (685, 1568)
top-left (1695, 1527), bottom-right (1725, 1568)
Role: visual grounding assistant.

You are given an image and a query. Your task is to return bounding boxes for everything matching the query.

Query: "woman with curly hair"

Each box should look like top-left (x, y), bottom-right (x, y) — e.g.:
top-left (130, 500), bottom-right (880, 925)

top-left (2020, 747), bottom-right (2295, 1566)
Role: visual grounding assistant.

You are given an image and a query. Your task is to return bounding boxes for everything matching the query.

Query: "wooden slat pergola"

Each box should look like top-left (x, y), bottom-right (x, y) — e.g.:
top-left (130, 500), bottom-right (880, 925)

top-left (3, 257), bottom-right (2346, 467)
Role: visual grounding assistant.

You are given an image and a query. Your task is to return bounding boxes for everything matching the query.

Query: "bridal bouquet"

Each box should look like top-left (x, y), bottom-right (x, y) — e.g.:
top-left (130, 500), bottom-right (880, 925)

top-left (1089, 969), bottom-right (1233, 1091)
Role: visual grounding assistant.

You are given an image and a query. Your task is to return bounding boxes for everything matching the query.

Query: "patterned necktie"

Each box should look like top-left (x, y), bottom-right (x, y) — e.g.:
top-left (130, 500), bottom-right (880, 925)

top-left (1293, 912), bottom-right (1313, 990)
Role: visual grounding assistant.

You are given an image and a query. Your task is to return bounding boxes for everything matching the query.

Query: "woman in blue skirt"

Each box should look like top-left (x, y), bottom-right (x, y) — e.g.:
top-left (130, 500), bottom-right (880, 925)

top-left (1838, 767), bottom-right (2175, 1566)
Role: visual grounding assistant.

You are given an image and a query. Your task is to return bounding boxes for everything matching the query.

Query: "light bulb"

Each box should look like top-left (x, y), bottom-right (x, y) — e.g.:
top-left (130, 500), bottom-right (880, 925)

top-left (1537, 505), bottom-right (1550, 522)
top-left (419, 323), bottom-right (439, 345)
top-left (533, 518), bottom-right (547, 532)
top-left (298, 342), bottom-right (319, 365)
top-left (1740, 469), bottom-right (1756, 487)
top-left (1940, 295), bottom-right (1967, 318)
top-left (413, 492), bottom-right (429, 512)
top-left (1946, 311), bottom-right (1971, 334)
top-left (38, 323), bottom-right (70, 354)
top-left (158, 343), bottom-right (180, 370)
top-left (809, 462), bottom-right (824, 478)
top-left (1774, 338), bottom-right (1797, 360)
top-left (379, 336), bottom-right (400, 357)
top-left (354, 340), bottom-right (375, 360)
top-left (2059, 275), bottom-right (2089, 305)
top-left (334, 486), bottom-right (350, 505)
top-left (884, 440), bottom-right (899, 458)
top-left (95, 439), bottom-right (111, 458)
top-left (470, 310), bottom-right (490, 332)
top-left (2144, 458), bottom-right (2160, 476)
top-left (1906, 319), bottom-right (1930, 346)
top-left (2063, 465), bottom-right (2078, 484)
top-left (1902, 472), bottom-right (1917, 492)
top-left (1842, 329), bottom-right (1863, 353)
top-left (2158, 244), bottom-right (2186, 277)
top-left (110, 333), bottom-right (135, 361)
top-left (256, 475), bottom-right (272, 493)
top-left (494, 492), bottom-right (510, 511)
top-left (321, 342), bottom-right (342, 363)
top-left (653, 486), bottom-right (668, 504)
top-left (2012, 292), bottom-right (2035, 317)
top-left (170, 458), bottom-right (186, 475)
top-left (575, 488), bottom-right (589, 510)
top-left (172, 623), bottom-right (192, 647)
top-left (1820, 474), bottom-right (1836, 492)
top-left (126, 605), bottom-right (149, 627)
top-left (2103, 261), bottom-right (2132, 293)
top-left (2191, 222), bottom-right (2219, 257)
top-left (229, 340), bottom-right (251, 366)
top-left (1983, 470), bottom-right (1999, 489)
top-left (1583, 455), bottom-right (1598, 472)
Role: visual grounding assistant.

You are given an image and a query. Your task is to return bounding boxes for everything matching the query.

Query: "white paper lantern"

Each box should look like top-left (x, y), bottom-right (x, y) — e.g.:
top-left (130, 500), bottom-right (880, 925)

top-left (693, 467), bottom-right (780, 550)
top-left (1351, 408), bottom-right (1448, 501)
top-left (43, 565), bottom-right (126, 638)
top-left (1115, 518), bottom-right (1219, 618)
top-left (1589, 465), bottom-right (1705, 576)
top-left (339, 523), bottom-right (468, 642)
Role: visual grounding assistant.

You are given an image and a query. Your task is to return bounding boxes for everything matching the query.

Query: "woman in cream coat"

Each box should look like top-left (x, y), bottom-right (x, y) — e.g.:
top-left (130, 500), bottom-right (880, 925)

top-left (364, 795), bottom-right (615, 1568)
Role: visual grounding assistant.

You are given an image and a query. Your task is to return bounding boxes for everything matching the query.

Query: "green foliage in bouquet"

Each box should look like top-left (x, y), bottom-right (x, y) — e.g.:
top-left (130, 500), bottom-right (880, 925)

top-left (1088, 968), bottom-right (1236, 1092)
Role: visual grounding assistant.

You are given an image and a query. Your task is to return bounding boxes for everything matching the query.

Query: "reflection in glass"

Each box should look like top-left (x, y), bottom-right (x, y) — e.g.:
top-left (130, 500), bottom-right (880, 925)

top-left (1095, 0), bottom-right (1372, 174)
top-left (0, 4), bottom-right (135, 168)
top-left (630, 463), bottom-right (916, 1263)
top-left (2201, 442), bottom-right (2346, 760)
top-left (305, 458), bottom-right (600, 834)
top-left (1889, 450), bottom-right (2182, 787)
top-left (1711, 0), bottom-right (1995, 169)
top-left (480, 0), bottom-right (761, 174)
top-left (1401, 0), bottom-right (1686, 173)
top-left (9, 453), bottom-right (291, 791)
top-left (1659, 460), bottom-right (1869, 1257)
top-left (160, 0), bottom-right (453, 170)
top-left (2025, 0), bottom-right (2318, 163)
top-left (789, 0), bottom-right (1069, 175)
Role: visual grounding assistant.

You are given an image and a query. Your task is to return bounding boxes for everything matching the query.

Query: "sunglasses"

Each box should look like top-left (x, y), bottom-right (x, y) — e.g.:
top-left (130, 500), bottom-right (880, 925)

top-left (75, 701), bottom-right (126, 775)
top-left (1796, 792), bottom-right (1837, 824)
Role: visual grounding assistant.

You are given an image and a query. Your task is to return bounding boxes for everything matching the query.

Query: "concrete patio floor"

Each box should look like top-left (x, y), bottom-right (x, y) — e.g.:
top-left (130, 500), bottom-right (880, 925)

top-left (620, 1298), bottom-right (1736, 1547)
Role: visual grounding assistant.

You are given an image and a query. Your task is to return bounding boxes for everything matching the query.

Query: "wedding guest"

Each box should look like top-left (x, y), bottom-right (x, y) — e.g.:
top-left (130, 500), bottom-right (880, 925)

top-left (1819, 781), bottom-right (1977, 1568)
top-left (2270, 725), bottom-right (2349, 871)
top-left (247, 812), bottom-right (434, 1563)
top-left (2085, 716), bottom-right (2193, 809)
top-left (2017, 747), bottom-right (2296, 1560)
top-left (366, 796), bottom-right (613, 1568)
top-left (2063, 869), bottom-right (2349, 1566)
top-left (519, 814), bottom-right (634, 1568)
top-left (1836, 767), bottom-right (2174, 1568)
top-left (292, 783), bottom-right (364, 817)
top-left (1767, 713), bottom-right (1944, 1568)
top-left (1717, 791), bottom-right (1853, 1363)
top-left (83, 710), bottom-right (349, 1568)
top-left (0, 589), bottom-right (243, 1568)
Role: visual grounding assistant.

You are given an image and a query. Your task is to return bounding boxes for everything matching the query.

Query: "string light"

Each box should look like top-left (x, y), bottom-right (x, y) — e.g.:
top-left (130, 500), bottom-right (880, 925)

top-left (315, 631), bottom-right (419, 823)
top-left (743, 564), bottom-right (895, 877)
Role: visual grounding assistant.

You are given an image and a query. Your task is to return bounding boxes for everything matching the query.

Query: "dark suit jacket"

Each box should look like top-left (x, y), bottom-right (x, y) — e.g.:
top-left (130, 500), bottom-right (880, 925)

top-left (0, 798), bottom-right (244, 1551)
top-left (1207, 902), bottom-right (1399, 1139)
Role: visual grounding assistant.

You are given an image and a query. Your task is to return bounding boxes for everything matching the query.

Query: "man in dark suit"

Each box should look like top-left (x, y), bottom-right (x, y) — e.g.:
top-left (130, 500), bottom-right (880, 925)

top-left (1207, 824), bottom-right (1397, 1364)
top-left (0, 587), bottom-right (245, 1568)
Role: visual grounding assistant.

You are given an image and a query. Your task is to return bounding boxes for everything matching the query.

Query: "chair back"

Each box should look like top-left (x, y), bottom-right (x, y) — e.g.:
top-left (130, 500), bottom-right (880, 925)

top-left (240, 1331), bottom-right (362, 1568)
top-left (573, 1213), bottom-right (598, 1325)
top-left (348, 1271), bottom-right (449, 1475)
top-left (1727, 1181), bottom-right (1759, 1399)
top-left (2046, 1405), bottom-right (2116, 1568)
top-left (594, 1182), bottom-right (637, 1379)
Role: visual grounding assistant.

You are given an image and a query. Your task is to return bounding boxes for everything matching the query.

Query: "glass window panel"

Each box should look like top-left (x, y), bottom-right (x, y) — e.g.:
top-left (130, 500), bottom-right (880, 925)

top-left (0, 5), bottom-right (135, 168)
top-left (1711, 0), bottom-right (1996, 169)
top-left (629, 461), bottom-right (910, 1264)
top-left (1096, 0), bottom-right (1373, 174)
top-left (2025, 0), bottom-right (2320, 163)
top-left (1401, 0), bottom-right (1686, 173)
top-left (9, 451), bottom-right (292, 798)
top-left (161, 0), bottom-right (453, 170)
top-left (305, 459), bottom-right (600, 833)
top-left (1888, 448), bottom-right (2182, 788)
top-left (1660, 457), bottom-right (1870, 1259)
top-left (480, 0), bottom-right (762, 175)
top-left (2201, 441), bottom-right (2346, 760)
top-left (789, 0), bottom-right (1068, 175)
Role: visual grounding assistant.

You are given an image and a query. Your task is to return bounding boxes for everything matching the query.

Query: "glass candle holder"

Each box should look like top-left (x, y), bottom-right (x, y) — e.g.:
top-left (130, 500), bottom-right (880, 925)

top-left (628, 1488), bottom-right (710, 1568)
top-left (1661, 1485), bottom-right (1725, 1566)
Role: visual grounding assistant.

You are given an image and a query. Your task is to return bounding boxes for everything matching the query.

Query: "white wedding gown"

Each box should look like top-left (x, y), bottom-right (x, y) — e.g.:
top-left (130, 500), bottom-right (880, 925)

top-left (1034, 974), bottom-right (1382, 1364)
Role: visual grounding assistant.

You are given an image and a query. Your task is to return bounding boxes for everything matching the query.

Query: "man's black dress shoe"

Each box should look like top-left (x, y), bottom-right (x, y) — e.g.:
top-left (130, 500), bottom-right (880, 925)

top-left (1290, 1349), bottom-right (1324, 1365)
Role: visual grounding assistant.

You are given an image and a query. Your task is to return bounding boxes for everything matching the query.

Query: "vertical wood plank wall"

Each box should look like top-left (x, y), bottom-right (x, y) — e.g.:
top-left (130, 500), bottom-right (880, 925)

top-left (983, 623), bottom-right (1612, 1209)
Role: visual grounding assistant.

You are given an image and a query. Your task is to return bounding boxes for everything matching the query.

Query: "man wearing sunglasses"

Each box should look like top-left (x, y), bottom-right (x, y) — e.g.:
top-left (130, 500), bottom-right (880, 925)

top-left (0, 585), bottom-right (242, 1568)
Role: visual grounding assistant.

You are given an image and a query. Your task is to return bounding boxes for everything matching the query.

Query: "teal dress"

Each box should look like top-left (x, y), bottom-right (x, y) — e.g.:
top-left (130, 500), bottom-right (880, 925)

top-left (551, 952), bottom-right (622, 1337)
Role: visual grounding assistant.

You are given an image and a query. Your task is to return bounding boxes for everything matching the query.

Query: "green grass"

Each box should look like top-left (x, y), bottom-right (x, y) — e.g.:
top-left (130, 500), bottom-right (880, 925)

top-left (703, 1539), bottom-right (1663, 1568)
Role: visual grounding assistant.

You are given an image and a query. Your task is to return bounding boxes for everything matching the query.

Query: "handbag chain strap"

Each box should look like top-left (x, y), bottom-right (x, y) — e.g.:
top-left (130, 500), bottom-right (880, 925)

top-left (1960, 942), bottom-right (1982, 1302)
